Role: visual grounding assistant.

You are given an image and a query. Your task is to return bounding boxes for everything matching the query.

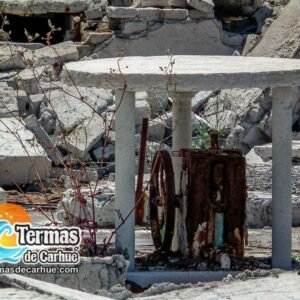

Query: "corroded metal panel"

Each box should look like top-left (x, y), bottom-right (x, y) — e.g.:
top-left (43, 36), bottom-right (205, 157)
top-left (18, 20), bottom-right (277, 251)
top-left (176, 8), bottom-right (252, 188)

top-left (180, 148), bottom-right (247, 258)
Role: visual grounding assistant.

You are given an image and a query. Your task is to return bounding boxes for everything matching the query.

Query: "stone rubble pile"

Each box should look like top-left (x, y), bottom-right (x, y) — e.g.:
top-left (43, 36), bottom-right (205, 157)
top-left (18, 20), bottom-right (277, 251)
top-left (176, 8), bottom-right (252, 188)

top-left (0, 0), bottom-right (296, 232)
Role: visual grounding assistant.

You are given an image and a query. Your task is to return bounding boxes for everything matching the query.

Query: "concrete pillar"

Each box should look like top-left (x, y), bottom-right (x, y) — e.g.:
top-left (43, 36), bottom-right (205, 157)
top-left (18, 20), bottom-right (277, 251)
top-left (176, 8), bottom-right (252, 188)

top-left (115, 90), bottom-right (136, 271)
top-left (272, 86), bottom-right (297, 269)
top-left (171, 92), bottom-right (193, 254)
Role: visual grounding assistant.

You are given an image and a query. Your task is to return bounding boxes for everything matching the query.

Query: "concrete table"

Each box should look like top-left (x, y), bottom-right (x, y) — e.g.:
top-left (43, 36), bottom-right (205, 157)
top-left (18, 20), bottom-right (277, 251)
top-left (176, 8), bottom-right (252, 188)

top-left (64, 56), bottom-right (300, 271)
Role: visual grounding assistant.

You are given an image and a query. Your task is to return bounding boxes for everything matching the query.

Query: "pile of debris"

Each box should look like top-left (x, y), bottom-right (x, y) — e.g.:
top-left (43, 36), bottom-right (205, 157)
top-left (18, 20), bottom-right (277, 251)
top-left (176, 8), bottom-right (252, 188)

top-left (0, 0), bottom-right (297, 231)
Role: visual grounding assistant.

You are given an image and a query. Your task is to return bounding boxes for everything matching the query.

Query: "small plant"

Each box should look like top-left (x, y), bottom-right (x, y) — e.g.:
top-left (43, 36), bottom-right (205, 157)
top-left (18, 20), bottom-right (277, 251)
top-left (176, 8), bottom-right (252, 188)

top-left (192, 125), bottom-right (228, 150)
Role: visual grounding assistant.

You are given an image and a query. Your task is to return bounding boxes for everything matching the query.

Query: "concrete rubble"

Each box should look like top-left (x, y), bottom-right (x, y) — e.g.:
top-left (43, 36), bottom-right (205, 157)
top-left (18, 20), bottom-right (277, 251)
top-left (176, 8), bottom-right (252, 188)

top-left (2, 255), bottom-right (128, 293)
top-left (199, 0), bottom-right (300, 153)
top-left (56, 183), bottom-right (115, 227)
top-left (0, 118), bottom-right (51, 186)
top-left (0, 0), bottom-right (299, 295)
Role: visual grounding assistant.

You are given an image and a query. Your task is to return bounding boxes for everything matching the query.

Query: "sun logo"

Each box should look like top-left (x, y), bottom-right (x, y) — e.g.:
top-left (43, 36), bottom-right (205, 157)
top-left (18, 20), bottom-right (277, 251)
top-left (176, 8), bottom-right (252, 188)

top-left (0, 204), bottom-right (31, 263)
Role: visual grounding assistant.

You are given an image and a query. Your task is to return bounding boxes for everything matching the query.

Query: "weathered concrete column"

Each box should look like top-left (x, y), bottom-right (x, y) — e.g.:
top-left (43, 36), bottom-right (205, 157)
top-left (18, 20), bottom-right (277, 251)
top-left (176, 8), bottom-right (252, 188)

top-left (272, 86), bottom-right (297, 269)
top-left (171, 92), bottom-right (193, 254)
top-left (115, 90), bottom-right (136, 271)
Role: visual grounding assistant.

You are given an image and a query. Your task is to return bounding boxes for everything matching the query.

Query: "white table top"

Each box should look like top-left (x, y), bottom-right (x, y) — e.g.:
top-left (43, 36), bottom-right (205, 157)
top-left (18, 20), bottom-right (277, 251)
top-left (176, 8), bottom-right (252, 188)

top-left (64, 55), bottom-right (300, 92)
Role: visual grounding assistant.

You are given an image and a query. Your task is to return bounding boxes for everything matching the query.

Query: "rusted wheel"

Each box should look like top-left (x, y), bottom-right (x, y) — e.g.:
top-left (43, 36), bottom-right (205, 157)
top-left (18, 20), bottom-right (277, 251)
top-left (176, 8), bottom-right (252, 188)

top-left (149, 150), bottom-right (175, 252)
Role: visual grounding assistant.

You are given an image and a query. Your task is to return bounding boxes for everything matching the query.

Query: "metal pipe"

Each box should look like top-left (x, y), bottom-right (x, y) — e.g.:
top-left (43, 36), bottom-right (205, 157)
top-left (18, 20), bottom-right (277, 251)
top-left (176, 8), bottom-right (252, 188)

top-left (135, 118), bottom-right (149, 225)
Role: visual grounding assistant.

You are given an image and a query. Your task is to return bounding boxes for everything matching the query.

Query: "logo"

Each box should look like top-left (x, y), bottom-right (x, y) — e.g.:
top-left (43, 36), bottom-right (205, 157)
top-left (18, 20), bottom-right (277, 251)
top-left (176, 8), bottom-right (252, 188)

top-left (0, 204), bottom-right (81, 265)
top-left (0, 204), bottom-right (31, 263)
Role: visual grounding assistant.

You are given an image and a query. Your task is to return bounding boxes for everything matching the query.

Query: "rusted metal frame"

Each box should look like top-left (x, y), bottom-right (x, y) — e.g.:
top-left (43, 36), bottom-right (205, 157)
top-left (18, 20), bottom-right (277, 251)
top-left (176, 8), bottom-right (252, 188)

top-left (149, 150), bottom-right (175, 252)
top-left (135, 118), bottom-right (149, 225)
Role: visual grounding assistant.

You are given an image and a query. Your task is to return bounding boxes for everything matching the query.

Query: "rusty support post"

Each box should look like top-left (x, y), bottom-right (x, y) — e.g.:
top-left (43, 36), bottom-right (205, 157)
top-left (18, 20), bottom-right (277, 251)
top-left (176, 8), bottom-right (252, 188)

top-left (135, 118), bottom-right (149, 225)
top-left (210, 133), bottom-right (219, 153)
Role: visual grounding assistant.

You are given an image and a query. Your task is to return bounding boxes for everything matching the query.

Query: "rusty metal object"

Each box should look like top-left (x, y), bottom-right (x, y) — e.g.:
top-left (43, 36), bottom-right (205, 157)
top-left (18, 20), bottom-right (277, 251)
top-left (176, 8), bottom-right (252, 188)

top-left (209, 132), bottom-right (219, 153)
top-left (149, 150), bottom-right (175, 252)
top-left (136, 118), bottom-right (149, 225)
top-left (180, 147), bottom-right (247, 258)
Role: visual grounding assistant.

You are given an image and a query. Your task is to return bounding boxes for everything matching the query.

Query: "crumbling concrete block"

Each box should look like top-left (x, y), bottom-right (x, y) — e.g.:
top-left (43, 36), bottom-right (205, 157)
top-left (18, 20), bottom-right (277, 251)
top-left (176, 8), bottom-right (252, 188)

top-left (25, 115), bottom-right (63, 166)
top-left (65, 113), bottom-right (106, 159)
top-left (15, 67), bottom-right (44, 95)
top-left (26, 41), bottom-right (79, 67)
top-left (41, 85), bottom-right (112, 133)
top-left (0, 88), bottom-right (19, 118)
top-left (56, 184), bottom-right (115, 227)
top-left (250, 0), bottom-right (300, 58)
top-left (29, 94), bottom-right (45, 116)
top-left (0, 45), bottom-right (29, 71)
top-left (247, 191), bottom-right (300, 228)
top-left (187, 0), bottom-right (214, 13)
top-left (0, 118), bottom-right (51, 186)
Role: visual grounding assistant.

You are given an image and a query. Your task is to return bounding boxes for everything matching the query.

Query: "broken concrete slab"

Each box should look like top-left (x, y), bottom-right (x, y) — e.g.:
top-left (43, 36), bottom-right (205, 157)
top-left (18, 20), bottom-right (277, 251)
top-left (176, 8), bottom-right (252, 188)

top-left (65, 113), bottom-right (106, 159)
top-left (0, 0), bottom-right (92, 15)
top-left (25, 115), bottom-right (63, 167)
top-left (245, 148), bottom-right (265, 165)
top-left (0, 118), bottom-right (51, 186)
top-left (56, 184), bottom-right (115, 227)
top-left (41, 85), bottom-right (112, 133)
top-left (26, 41), bottom-right (79, 67)
top-left (15, 66), bottom-right (45, 95)
top-left (28, 94), bottom-right (45, 116)
top-left (253, 141), bottom-right (300, 161)
top-left (0, 88), bottom-right (19, 118)
top-left (247, 191), bottom-right (300, 228)
top-left (187, 0), bottom-right (214, 13)
top-left (250, 0), bottom-right (300, 58)
top-left (0, 45), bottom-right (29, 71)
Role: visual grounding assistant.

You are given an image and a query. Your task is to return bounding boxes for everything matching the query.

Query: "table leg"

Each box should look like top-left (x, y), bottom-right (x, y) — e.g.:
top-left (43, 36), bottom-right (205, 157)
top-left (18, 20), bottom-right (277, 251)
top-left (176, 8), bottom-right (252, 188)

top-left (272, 86), bottom-right (297, 269)
top-left (115, 90), bottom-right (136, 271)
top-left (171, 92), bottom-right (193, 254)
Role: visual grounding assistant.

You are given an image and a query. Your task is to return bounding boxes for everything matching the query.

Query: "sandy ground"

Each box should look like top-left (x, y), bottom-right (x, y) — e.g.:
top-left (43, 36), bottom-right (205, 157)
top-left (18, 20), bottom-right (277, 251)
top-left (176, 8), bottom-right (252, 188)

top-left (135, 272), bottom-right (300, 299)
